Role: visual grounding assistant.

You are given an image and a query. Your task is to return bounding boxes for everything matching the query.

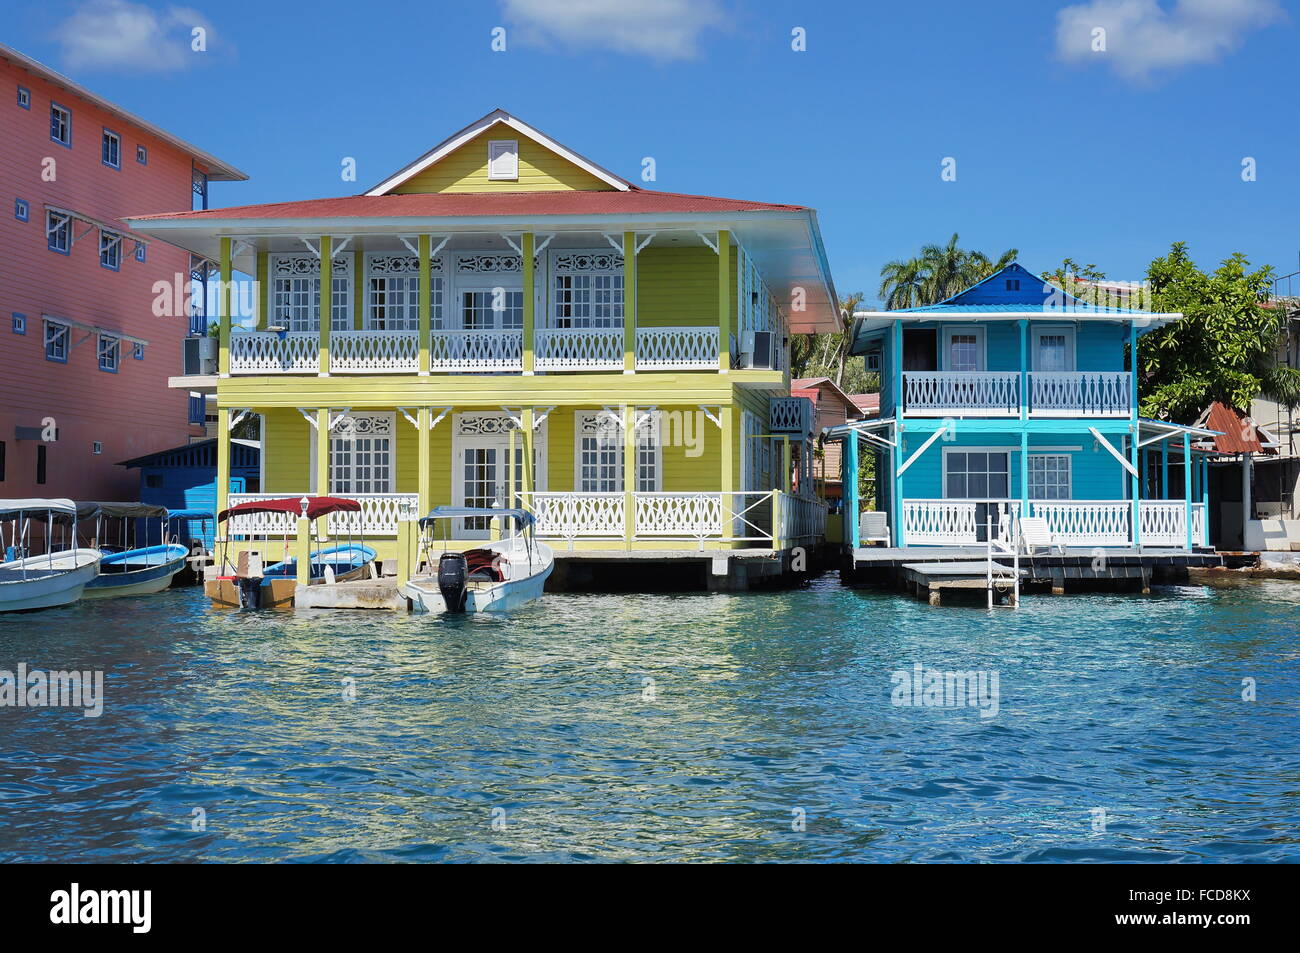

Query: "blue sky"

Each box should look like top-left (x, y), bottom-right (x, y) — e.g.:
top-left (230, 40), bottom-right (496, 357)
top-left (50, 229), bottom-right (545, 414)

top-left (10, 0), bottom-right (1300, 303)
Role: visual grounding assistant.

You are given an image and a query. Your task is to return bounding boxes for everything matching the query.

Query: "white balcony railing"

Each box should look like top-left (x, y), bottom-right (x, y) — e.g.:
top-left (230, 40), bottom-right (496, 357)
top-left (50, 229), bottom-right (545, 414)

top-left (1030, 371), bottom-right (1131, 417)
top-left (428, 329), bottom-right (523, 372)
top-left (635, 326), bottom-right (719, 370)
top-left (520, 491), bottom-right (824, 547)
top-left (900, 498), bottom-right (1205, 548)
top-left (534, 328), bottom-right (623, 372)
top-left (903, 371), bottom-right (1020, 416)
top-left (229, 331), bottom-right (319, 375)
top-left (225, 493), bottom-right (419, 537)
top-left (331, 330), bottom-right (419, 373)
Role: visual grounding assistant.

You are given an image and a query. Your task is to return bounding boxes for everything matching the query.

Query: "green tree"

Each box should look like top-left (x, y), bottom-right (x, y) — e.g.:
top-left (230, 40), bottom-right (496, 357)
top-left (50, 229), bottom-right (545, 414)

top-left (878, 233), bottom-right (1018, 309)
top-left (791, 293), bottom-right (879, 393)
top-left (1139, 243), bottom-right (1298, 421)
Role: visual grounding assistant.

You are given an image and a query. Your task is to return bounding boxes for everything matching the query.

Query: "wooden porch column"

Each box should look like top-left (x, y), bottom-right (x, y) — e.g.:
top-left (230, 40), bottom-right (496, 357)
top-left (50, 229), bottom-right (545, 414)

top-left (843, 431), bottom-right (859, 546)
top-left (315, 409), bottom-right (329, 539)
top-left (218, 236), bottom-right (232, 375)
top-left (623, 405), bottom-right (636, 544)
top-left (1183, 431), bottom-right (1193, 549)
top-left (781, 436), bottom-right (792, 494)
top-left (892, 320), bottom-right (904, 547)
top-left (1017, 319), bottom-right (1028, 419)
top-left (623, 230), bottom-right (636, 373)
top-left (522, 232), bottom-right (535, 374)
top-left (216, 407), bottom-right (231, 517)
top-left (318, 236), bottom-right (331, 376)
top-left (1201, 456), bottom-right (1210, 545)
top-left (717, 230), bottom-right (731, 372)
top-left (720, 404), bottom-right (734, 542)
top-left (417, 407), bottom-right (431, 518)
top-left (1019, 430), bottom-right (1029, 518)
top-left (521, 406), bottom-right (535, 497)
top-left (254, 250), bottom-right (268, 330)
top-left (418, 235), bottom-right (431, 375)
top-left (1129, 321), bottom-right (1140, 547)
top-left (1161, 440), bottom-right (1169, 499)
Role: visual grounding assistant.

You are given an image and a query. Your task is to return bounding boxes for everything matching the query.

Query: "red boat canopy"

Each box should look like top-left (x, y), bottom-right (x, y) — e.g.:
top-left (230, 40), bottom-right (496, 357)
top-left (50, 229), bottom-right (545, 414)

top-left (218, 496), bottom-right (361, 523)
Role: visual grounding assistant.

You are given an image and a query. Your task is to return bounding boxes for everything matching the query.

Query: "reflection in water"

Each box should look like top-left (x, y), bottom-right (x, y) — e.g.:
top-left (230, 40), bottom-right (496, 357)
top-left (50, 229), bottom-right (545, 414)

top-left (0, 577), bottom-right (1296, 862)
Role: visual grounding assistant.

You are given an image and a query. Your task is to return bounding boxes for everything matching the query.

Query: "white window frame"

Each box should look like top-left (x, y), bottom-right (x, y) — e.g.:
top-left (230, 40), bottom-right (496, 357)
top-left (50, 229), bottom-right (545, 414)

top-left (942, 325), bottom-right (986, 372)
top-left (44, 320), bottom-right (69, 362)
top-left (459, 285), bottom-right (523, 331)
top-left (1028, 453), bottom-right (1072, 500)
top-left (1032, 325), bottom-right (1076, 372)
top-left (941, 446), bottom-right (1011, 499)
top-left (97, 334), bottom-right (120, 371)
top-left (550, 251), bottom-right (625, 329)
top-left (328, 412), bottom-right (395, 495)
top-left (487, 139), bottom-right (519, 180)
top-left (573, 411), bottom-right (660, 492)
top-left (268, 254), bottom-right (353, 332)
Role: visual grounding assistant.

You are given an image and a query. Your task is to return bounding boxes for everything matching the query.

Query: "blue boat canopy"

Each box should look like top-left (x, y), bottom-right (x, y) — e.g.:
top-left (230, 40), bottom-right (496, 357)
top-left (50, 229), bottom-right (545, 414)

top-left (419, 505), bottom-right (535, 528)
top-left (166, 508), bottom-right (214, 521)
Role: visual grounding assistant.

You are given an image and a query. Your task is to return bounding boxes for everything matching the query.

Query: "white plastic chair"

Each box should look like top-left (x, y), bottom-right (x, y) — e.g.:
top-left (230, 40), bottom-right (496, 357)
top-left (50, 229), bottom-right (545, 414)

top-left (859, 511), bottom-right (890, 547)
top-left (1019, 517), bottom-right (1065, 555)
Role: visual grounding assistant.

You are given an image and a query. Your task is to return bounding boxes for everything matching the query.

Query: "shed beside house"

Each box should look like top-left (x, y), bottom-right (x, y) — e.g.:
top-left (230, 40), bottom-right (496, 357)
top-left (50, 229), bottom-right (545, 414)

top-left (791, 377), bottom-right (864, 504)
top-left (118, 438), bottom-right (260, 549)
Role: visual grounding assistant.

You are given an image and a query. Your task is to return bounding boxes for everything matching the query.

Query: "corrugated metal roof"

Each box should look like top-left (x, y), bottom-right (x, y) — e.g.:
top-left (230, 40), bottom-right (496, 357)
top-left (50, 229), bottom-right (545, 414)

top-left (128, 189), bottom-right (808, 222)
top-left (1202, 402), bottom-right (1267, 454)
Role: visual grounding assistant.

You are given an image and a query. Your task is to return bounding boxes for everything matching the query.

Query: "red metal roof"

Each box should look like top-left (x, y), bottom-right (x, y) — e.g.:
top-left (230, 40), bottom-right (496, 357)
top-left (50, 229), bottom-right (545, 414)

top-left (129, 188), bottom-right (808, 222)
top-left (1203, 402), bottom-right (1266, 454)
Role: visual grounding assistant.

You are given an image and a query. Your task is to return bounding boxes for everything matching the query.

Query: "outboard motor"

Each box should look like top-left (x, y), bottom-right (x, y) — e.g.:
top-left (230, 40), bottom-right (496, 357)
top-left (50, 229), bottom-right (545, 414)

top-left (437, 552), bottom-right (469, 612)
top-left (236, 576), bottom-right (263, 609)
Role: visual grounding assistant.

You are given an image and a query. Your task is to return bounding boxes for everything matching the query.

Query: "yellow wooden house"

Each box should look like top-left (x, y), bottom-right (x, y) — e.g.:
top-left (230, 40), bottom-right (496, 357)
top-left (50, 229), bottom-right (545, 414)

top-left (127, 110), bottom-right (839, 570)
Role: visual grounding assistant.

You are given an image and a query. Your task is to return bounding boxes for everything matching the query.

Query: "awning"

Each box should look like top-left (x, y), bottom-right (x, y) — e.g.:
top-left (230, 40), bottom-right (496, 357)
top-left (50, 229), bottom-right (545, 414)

top-left (166, 508), bottom-right (215, 521)
top-left (79, 501), bottom-right (170, 519)
top-left (218, 496), bottom-right (361, 523)
top-left (0, 498), bottom-right (78, 518)
top-left (420, 505), bottom-right (535, 528)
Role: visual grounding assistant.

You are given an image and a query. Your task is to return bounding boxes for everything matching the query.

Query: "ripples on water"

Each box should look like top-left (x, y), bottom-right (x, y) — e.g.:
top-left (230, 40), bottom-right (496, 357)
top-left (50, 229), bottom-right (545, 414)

top-left (0, 576), bottom-right (1296, 862)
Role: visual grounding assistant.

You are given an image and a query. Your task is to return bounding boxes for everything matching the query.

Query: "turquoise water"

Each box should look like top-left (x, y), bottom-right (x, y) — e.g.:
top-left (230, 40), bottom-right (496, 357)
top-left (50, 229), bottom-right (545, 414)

top-left (0, 576), bottom-right (1296, 863)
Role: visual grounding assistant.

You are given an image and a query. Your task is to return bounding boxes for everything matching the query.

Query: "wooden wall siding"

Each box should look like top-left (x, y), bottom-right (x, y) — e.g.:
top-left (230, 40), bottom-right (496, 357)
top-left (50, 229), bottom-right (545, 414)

top-left (393, 129), bottom-right (613, 193)
top-left (635, 246), bottom-right (721, 328)
top-left (0, 58), bottom-right (203, 497)
top-left (897, 430), bottom-right (1127, 501)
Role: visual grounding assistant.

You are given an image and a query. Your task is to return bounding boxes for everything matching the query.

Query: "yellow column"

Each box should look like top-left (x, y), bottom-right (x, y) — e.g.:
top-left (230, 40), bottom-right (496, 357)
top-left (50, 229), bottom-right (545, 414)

top-left (295, 517), bottom-right (312, 587)
top-left (317, 235), bottom-right (331, 375)
top-left (254, 250), bottom-right (268, 330)
top-left (623, 231), bottom-right (636, 373)
top-left (218, 236), bottom-right (232, 375)
top-left (315, 409), bottom-right (329, 539)
top-left (721, 404), bottom-right (734, 544)
top-left (395, 520), bottom-right (412, 587)
top-left (521, 408), bottom-right (535, 496)
top-left (522, 232), bottom-right (535, 374)
top-left (216, 407), bottom-right (231, 516)
top-left (782, 435), bottom-right (792, 494)
top-left (717, 230), bottom-right (731, 373)
top-left (417, 407), bottom-right (431, 518)
top-left (624, 404), bottom-right (636, 545)
top-left (418, 235), bottom-right (431, 375)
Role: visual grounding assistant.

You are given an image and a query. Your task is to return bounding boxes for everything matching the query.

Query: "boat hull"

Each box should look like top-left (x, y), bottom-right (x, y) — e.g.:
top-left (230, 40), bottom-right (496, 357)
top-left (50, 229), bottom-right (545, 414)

top-left (0, 549), bottom-right (102, 612)
top-left (83, 545), bottom-right (190, 599)
top-left (204, 561), bottom-right (372, 609)
top-left (402, 540), bottom-right (554, 614)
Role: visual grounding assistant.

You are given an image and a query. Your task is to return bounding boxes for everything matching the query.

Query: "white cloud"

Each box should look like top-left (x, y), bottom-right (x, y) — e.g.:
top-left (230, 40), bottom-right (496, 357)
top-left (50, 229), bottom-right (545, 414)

top-left (500, 0), bottom-right (724, 60)
top-left (1055, 0), bottom-right (1283, 80)
top-left (53, 0), bottom-right (217, 71)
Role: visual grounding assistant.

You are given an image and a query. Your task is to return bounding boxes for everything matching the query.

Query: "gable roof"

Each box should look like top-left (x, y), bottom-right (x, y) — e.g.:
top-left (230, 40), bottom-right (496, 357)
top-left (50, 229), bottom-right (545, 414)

top-left (790, 377), bottom-right (863, 417)
top-left (365, 109), bottom-right (632, 196)
top-left (1195, 402), bottom-right (1274, 455)
top-left (0, 42), bottom-right (246, 182)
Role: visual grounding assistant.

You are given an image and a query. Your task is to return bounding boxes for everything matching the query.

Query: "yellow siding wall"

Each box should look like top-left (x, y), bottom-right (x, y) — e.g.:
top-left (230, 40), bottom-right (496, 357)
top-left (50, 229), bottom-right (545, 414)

top-left (393, 130), bottom-right (614, 193)
top-left (261, 408), bottom-right (311, 491)
top-left (636, 246), bottom-right (721, 327)
top-left (543, 407), bottom-right (722, 491)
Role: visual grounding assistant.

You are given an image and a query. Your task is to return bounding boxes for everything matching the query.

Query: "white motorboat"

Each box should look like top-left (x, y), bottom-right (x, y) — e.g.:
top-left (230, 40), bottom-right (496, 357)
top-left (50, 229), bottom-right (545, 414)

top-left (0, 499), bottom-right (102, 612)
top-left (401, 506), bottom-right (553, 614)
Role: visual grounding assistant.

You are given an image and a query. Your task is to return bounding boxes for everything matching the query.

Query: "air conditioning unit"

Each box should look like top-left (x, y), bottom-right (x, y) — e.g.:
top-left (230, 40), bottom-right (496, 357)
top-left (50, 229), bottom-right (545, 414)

top-left (740, 330), bottom-right (775, 369)
top-left (183, 335), bottom-right (217, 376)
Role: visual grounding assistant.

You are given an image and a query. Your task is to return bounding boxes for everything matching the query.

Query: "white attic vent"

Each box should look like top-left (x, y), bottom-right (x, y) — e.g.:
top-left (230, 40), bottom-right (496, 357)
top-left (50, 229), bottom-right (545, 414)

top-left (487, 139), bottom-right (518, 180)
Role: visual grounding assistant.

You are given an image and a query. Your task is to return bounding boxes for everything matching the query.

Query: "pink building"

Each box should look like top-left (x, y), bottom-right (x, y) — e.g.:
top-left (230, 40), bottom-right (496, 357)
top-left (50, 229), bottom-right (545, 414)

top-left (0, 44), bottom-right (244, 500)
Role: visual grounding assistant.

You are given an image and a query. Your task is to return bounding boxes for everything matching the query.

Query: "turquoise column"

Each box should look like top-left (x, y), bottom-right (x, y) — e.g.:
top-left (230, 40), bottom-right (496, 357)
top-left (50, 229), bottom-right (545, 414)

top-left (1183, 431), bottom-right (1193, 549)
top-left (891, 320), bottom-right (903, 546)
top-left (1200, 455), bottom-right (1210, 546)
top-left (1019, 430), bottom-right (1029, 520)
top-left (844, 432), bottom-right (859, 547)
top-left (1129, 322), bottom-right (1141, 547)
top-left (1018, 319), bottom-right (1028, 420)
top-left (1161, 440), bottom-right (1169, 499)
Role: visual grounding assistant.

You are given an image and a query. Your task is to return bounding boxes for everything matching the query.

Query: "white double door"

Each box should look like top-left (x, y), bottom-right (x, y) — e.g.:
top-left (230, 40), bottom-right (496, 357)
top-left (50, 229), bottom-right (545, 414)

top-left (451, 414), bottom-right (547, 538)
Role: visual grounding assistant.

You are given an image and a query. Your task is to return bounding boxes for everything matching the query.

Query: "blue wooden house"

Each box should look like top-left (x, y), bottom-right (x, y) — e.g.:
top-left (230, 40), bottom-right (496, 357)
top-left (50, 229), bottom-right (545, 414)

top-left (118, 438), bottom-right (260, 550)
top-left (832, 264), bottom-right (1215, 550)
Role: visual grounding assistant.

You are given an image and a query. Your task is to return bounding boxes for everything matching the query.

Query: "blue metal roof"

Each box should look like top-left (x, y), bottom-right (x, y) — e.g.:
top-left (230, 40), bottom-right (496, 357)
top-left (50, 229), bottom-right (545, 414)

top-left (883, 263), bottom-right (1156, 316)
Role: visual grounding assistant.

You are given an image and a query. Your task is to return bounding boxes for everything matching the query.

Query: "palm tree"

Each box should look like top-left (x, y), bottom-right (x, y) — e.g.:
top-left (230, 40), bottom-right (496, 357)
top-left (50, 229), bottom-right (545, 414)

top-left (878, 258), bottom-right (926, 310)
top-left (918, 233), bottom-right (967, 303)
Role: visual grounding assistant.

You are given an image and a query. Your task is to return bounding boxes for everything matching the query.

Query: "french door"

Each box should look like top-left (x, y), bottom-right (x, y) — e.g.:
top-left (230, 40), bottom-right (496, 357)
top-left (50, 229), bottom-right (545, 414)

top-left (452, 415), bottom-right (546, 538)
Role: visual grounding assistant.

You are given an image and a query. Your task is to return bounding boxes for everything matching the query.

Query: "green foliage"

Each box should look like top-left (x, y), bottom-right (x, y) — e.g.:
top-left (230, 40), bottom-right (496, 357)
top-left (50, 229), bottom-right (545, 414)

top-left (878, 233), bottom-right (1018, 308)
top-left (1139, 243), bottom-right (1282, 421)
top-left (790, 293), bottom-right (878, 392)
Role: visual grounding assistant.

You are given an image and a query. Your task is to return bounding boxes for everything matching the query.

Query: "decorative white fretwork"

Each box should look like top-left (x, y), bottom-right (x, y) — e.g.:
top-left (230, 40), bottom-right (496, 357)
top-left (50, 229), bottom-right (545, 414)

top-left (553, 253), bottom-right (624, 273)
top-left (456, 254), bottom-right (522, 273)
top-left (535, 328), bottom-right (623, 371)
top-left (456, 413), bottom-right (522, 436)
top-left (229, 331), bottom-right (320, 374)
top-left (634, 326), bottom-right (719, 370)
top-left (331, 330), bottom-right (419, 373)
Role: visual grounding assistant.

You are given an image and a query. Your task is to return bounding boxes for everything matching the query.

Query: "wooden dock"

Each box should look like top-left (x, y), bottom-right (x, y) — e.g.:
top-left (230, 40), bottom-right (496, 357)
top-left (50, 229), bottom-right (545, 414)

top-left (847, 546), bottom-right (1222, 595)
top-left (900, 560), bottom-right (1025, 606)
